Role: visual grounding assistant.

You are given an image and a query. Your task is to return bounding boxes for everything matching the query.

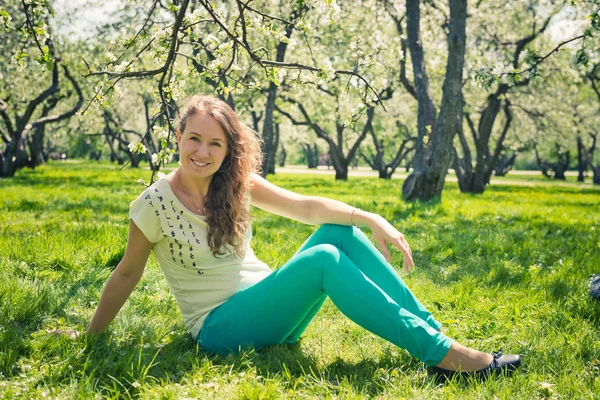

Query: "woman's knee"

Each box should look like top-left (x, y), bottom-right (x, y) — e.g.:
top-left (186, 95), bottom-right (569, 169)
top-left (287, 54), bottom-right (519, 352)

top-left (316, 224), bottom-right (357, 239)
top-left (306, 243), bottom-right (341, 265)
top-left (304, 243), bottom-right (356, 282)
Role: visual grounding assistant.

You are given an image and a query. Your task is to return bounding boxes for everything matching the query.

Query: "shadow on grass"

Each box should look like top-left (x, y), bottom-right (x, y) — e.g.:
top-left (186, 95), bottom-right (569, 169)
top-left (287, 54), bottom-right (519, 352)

top-left (22, 318), bottom-right (427, 397)
top-left (487, 183), bottom-right (600, 196)
top-left (393, 198), bottom-right (442, 220)
top-left (2, 197), bottom-right (130, 215)
top-left (8, 170), bottom-right (136, 188)
top-left (412, 214), bottom-right (600, 295)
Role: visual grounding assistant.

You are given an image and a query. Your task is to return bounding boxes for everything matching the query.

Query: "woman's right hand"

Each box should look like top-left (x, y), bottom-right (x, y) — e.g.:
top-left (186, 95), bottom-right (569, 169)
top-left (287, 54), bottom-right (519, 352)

top-left (46, 329), bottom-right (82, 339)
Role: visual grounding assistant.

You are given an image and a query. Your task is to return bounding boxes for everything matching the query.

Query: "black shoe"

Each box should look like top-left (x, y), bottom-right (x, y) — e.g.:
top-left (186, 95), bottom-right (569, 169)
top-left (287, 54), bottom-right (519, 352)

top-left (427, 350), bottom-right (522, 384)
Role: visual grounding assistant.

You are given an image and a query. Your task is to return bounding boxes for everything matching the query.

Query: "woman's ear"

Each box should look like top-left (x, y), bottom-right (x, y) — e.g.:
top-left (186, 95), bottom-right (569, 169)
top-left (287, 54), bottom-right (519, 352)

top-left (175, 129), bottom-right (181, 145)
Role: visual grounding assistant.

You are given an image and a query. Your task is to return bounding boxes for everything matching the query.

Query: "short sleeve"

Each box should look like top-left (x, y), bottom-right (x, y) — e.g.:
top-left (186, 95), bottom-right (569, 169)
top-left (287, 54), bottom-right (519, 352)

top-left (129, 190), bottom-right (162, 243)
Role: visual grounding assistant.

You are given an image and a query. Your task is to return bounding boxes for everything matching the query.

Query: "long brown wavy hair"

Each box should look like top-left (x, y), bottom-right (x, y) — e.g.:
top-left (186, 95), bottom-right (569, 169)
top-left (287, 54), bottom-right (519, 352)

top-left (177, 96), bottom-right (263, 258)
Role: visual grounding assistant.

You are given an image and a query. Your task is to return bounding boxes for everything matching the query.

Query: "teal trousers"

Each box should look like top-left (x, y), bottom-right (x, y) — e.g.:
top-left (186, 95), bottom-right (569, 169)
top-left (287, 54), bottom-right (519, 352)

top-left (198, 224), bottom-right (454, 367)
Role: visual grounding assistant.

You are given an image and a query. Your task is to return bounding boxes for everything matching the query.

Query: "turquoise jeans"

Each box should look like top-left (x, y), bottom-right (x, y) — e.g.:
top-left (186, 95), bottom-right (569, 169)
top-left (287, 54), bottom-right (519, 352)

top-left (198, 224), bottom-right (454, 367)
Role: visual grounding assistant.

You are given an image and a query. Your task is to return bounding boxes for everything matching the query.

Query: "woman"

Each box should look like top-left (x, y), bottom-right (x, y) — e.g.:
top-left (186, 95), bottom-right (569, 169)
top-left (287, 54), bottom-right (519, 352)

top-left (85, 96), bottom-right (521, 383)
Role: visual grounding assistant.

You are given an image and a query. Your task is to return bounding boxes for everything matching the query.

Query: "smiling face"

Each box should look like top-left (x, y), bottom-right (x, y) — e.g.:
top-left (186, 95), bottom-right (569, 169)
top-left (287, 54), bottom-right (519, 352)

top-left (176, 112), bottom-right (229, 180)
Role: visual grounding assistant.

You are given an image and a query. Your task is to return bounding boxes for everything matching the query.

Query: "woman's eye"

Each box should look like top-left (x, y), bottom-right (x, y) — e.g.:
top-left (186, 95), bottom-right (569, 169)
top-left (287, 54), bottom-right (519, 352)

top-left (212, 142), bottom-right (221, 147)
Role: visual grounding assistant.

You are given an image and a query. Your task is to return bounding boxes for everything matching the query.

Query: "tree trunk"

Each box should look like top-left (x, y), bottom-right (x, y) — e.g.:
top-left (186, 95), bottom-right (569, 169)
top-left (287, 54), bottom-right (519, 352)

top-left (592, 166), bottom-right (600, 184)
top-left (402, 0), bottom-right (467, 201)
top-left (334, 159), bottom-right (349, 180)
top-left (577, 135), bottom-right (586, 182)
top-left (269, 123), bottom-right (280, 174)
top-left (493, 152), bottom-right (517, 176)
top-left (471, 93), bottom-right (504, 190)
top-left (302, 143), bottom-right (319, 168)
top-left (260, 9), bottom-right (299, 176)
top-left (330, 146), bottom-right (349, 180)
top-left (379, 168), bottom-right (393, 179)
top-left (104, 128), bottom-right (123, 164)
top-left (261, 83), bottom-right (278, 175)
top-left (278, 143), bottom-right (287, 167)
top-left (27, 123), bottom-right (46, 168)
top-left (26, 97), bottom-right (59, 168)
top-left (535, 144), bottom-right (570, 180)
top-left (1, 138), bottom-right (21, 177)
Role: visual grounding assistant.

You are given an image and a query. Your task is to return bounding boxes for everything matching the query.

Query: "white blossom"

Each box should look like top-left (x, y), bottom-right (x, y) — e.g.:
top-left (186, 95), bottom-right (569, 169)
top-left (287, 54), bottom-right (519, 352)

top-left (205, 34), bottom-right (219, 44)
top-left (286, 38), bottom-right (297, 51)
top-left (128, 142), bottom-right (147, 154)
top-left (154, 126), bottom-right (169, 142)
top-left (311, 0), bottom-right (341, 23)
top-left (273, 68), bottom-right (286, 84)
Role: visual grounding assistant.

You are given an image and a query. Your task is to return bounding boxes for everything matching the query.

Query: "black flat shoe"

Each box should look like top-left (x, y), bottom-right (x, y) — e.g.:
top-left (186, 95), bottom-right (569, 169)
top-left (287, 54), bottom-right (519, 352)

top-left (427, 350), bottom-right (522, 384)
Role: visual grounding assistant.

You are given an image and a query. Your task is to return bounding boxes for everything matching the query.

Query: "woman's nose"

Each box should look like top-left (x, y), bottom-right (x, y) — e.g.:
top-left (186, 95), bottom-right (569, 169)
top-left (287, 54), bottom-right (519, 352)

top-left (195, 143), bottom-right (210, 156)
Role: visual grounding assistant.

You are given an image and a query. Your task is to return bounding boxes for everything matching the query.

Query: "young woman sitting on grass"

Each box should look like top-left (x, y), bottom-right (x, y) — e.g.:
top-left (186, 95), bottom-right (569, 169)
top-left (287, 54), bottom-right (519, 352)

top-left (74, 96), bottom-right (522, 382)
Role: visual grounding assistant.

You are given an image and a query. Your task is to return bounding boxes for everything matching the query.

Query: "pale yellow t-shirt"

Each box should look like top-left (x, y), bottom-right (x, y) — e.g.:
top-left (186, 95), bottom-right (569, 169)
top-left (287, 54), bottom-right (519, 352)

top-left (128, 175), bottom-right (272, 339)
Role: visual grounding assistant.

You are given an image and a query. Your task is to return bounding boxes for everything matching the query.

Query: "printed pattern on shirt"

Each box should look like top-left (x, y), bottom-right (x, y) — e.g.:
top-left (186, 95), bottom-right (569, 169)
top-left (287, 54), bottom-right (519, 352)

top-left (144, 188), bottom-right (205, 276)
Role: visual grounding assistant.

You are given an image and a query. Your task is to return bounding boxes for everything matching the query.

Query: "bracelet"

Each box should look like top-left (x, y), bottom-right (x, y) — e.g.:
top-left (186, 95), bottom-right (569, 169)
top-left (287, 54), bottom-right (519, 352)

top-left (350, 208), bottom-right (359, 226)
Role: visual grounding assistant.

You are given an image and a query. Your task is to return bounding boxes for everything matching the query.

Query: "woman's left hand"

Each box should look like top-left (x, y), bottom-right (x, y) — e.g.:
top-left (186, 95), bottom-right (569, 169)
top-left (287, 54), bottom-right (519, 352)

top-left (369, 215), bottom-right (414, 272)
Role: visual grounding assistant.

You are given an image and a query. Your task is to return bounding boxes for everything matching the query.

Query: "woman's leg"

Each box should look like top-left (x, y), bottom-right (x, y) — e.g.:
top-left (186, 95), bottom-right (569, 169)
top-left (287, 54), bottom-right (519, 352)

top-left (199, 243), bottom-right (453, 367)
top-left (283, 224), bottom-right (442, 343)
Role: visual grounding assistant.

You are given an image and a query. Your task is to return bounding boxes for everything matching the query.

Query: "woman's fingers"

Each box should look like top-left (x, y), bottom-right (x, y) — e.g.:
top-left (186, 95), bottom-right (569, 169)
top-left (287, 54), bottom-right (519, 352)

top-left (47, 329), bottom-right (81, 339)
top-left (376, 234), bottom-right (414, 272)
top-left (394, 235), bottom-right (414, 272)
top-left (375, 236), bottom-right (392, 263)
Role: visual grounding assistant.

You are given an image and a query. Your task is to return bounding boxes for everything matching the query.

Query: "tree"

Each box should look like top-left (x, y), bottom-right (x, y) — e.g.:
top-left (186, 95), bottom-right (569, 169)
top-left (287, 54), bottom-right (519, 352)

top-left (277, 90), bottom-right (377, 180)
top-left (360, 121), bottom-right (416, 179)
top-left (0, 1), bottom-right (88, 177)
top-left (582, 60), bottom-right (600, 183)
top-left (456, 2), bottom-right (553, 193)
top-left (387, 0), bottom-right (468, 201)
top-left (0, 39), bottom-right (83, 177)
top-left (535, 142), bottom-right (571, 180)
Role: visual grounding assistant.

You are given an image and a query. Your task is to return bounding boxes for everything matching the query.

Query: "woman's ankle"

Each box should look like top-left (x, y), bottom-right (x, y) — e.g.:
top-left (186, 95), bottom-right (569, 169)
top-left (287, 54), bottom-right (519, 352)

top-left (435, 343), bottom-right (494, 372)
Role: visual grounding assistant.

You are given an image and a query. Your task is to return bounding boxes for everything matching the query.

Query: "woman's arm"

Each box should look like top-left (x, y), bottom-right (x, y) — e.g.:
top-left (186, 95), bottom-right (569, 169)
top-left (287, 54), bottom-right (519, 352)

top-left (249, 173), bottom-right (414, 271)
top-left (86, 220), bottom-right (153, 334)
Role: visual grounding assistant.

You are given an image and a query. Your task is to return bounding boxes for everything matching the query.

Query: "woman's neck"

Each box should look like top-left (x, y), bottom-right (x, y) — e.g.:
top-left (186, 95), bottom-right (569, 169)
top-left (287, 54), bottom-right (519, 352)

top-left (176, 168), bottom-right (210, 198)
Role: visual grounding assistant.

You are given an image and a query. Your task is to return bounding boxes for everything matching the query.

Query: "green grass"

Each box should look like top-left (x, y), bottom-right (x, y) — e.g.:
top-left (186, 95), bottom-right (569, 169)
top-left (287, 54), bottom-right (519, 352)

top-left (1, 161), bottom-right (599, 399)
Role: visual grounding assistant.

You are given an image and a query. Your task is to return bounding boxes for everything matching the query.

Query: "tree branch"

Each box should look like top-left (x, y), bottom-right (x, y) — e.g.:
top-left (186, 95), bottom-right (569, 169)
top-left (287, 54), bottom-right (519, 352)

top-left (234, 0), bottom-right (295, 25)
top-left (19, 39), bottom-right (60, 130)
top-left (346, 107), bottom-right (375, 163)
top-left (586, 64), bottom-right (600, 102)
top-left (0, 126), bottom-right (9, 144)
top-left (279, 97), bottom-right (335, 147)
top-left (0, 98), bottom-right (15, 136)
top-left (490, 101), bottom-right (513, 170)
top-left (85, 0), bottom-right (189, 80)
top-left (382, 0), bottom-right (416, 100)
top-left (464, 111), bottom-right (478, 144)
top-left (512, 15), bottom-right (552, 69)
top-left (455, 115), bottom-right (472, 169)
top-left (499, 34), bottom-right (585, 79)
top-left (21, 0), bottom-right (46, 57)
top-left (389, 136), bottom-right (416, 172)
top-left (24, 65), bottom-right (84, 136)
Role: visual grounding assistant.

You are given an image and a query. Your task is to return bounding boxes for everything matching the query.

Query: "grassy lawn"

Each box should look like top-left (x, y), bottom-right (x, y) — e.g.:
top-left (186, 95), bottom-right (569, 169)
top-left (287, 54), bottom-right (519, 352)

top-left (1, 161), bottom-right (599, 399)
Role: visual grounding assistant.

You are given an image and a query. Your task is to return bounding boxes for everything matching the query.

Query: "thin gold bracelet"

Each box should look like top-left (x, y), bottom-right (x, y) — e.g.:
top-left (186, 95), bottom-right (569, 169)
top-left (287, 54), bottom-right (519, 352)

top-left (350, 208), bottom-right (358, 226)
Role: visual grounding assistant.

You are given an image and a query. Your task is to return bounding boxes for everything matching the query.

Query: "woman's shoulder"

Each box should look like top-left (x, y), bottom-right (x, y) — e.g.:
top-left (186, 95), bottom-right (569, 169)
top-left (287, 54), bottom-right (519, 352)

top-left (132, 174), bottom-right (171, 202)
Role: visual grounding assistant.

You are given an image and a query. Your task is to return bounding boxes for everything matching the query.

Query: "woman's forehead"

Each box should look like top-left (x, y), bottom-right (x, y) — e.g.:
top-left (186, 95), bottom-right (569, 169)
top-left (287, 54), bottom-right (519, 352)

top-left (184, 113), bottom-right (227, 139)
